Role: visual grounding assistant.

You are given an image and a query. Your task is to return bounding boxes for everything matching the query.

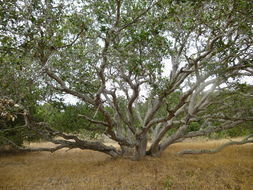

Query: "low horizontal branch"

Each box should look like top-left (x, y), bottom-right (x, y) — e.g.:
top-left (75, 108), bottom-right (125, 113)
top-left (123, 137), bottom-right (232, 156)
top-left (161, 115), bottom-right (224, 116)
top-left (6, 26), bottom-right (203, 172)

top-left (1, 127), bottom-right (120, 157)
top-left (178, 134), bottom-right (253, 155)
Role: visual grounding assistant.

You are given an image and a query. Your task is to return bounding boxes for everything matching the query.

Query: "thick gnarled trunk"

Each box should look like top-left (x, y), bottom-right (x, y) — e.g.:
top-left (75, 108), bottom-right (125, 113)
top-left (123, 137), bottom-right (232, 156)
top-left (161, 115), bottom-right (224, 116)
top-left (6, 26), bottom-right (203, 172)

top-left (133, 135), bottom-right (148, 160)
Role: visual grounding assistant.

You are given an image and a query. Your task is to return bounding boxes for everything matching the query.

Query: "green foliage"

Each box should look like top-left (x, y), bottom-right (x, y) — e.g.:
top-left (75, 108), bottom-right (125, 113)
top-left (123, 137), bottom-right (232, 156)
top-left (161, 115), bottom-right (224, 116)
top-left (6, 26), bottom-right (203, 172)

top-left (210, 124), bottom-right (253, 139)
top-left (202, 84), bottom-right (253, 138)
top-left (0, 101), bottom-right (43, 147)
top-left (0, 119), bottom-right (24, 146)
top-left (187, 122), bottom-right (200, 132)
top-left (35, 103), bottom-right (105, 139)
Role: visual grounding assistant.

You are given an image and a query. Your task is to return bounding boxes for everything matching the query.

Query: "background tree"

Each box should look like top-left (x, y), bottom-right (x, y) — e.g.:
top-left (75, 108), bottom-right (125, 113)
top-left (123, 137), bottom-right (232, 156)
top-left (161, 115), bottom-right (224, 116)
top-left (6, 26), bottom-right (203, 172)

top-left (1, 0), bottom-right (252, 159)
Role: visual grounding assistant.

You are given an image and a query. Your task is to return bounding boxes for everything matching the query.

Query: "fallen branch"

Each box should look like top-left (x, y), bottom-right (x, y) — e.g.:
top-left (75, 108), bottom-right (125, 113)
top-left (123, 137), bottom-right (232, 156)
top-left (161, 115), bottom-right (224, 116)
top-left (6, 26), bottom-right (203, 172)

top-left (178, 134), bottom-right (253, 155)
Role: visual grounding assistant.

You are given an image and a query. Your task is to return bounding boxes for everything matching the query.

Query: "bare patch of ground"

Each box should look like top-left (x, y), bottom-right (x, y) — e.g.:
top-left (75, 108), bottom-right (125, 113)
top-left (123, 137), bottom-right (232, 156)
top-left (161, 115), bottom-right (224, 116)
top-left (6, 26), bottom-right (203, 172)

top-left (0, 138), bottom-right (252, 190)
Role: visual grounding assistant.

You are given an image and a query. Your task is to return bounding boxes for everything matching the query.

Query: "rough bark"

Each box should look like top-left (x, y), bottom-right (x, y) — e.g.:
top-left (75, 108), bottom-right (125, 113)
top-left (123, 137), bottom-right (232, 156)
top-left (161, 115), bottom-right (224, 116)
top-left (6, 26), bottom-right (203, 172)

top-left (134, 134), bottom-right (148, 160)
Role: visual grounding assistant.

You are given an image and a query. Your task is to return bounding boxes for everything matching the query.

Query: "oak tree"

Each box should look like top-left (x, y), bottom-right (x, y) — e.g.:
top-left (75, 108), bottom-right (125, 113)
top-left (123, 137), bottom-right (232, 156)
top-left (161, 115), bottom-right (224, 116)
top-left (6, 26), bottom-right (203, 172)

top-left (1, 0), bottom-right (253, 159)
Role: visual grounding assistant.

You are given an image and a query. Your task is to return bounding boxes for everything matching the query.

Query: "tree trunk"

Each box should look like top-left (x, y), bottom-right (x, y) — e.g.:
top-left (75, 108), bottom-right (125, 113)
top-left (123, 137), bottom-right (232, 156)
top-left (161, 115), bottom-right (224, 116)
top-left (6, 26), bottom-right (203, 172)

top-left (147, 143), bottom-right (161, 157)
top-left (133, 135), bottom-right (148, 160)
top-left (120, 145), bottom-right (135, 158)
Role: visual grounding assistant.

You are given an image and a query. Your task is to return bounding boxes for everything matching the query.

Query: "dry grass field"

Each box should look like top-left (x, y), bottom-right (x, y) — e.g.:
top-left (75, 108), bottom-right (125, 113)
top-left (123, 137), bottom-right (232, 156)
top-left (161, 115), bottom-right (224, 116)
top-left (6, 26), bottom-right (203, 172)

top-left (0, 138), bottom-right (252, 190)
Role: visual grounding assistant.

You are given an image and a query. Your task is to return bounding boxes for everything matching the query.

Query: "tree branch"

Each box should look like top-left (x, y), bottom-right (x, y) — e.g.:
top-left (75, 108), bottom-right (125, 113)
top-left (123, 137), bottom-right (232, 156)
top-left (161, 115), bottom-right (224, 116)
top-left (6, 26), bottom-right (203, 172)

top-left (77, 114), bottom-right (109, 127)
top-left (182, 120), bottom-right (244, 139)
top-left (117, 0), bottom-right (156, 32)
top-left (178, 134), bottom-right (253, 155)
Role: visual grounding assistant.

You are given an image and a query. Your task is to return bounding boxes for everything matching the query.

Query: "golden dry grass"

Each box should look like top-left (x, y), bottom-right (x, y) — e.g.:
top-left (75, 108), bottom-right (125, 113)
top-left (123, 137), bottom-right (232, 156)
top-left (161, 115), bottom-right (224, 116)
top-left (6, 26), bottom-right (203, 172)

top-left (0, 139), bottom-right (252, 190)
